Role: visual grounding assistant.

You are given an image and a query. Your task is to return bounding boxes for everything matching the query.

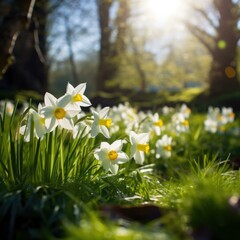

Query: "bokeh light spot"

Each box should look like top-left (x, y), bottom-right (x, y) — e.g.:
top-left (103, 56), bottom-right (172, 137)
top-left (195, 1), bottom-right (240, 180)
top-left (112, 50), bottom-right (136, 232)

top-left (218, 40), bottom-right (227, 49)
top-left (225, 66), bottom-right (236, 78)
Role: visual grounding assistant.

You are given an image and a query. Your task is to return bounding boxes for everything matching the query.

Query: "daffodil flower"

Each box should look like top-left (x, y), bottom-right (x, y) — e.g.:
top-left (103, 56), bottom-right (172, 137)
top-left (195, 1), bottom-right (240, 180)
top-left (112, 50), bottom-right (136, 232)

top-left (94, 140), bottom-right (129, 174)
top-left (204, 118), bottom-right (218, 133)
top-left (40, 92), bottom-right (79, 132)
top-left (0, 100), bottom-right (14, 116)
top-left (172, 113), bottom-right (189, 133)
top-left (156, 134), bottom-right (172, 159)
top-left (20, 104), bottom-right (47, 141)
top-left (66, 82), bottom-right (91, 109)
top-left (221, 107), bottom-right (235, 124)
top-left (129, 130), bottom-right (150, 165)
top-left (150, 112), bottom-right (164, 136)
top-left (91, 107), bottom-right (112, 138)
top-left (179, 104), bottom-right (191, 119)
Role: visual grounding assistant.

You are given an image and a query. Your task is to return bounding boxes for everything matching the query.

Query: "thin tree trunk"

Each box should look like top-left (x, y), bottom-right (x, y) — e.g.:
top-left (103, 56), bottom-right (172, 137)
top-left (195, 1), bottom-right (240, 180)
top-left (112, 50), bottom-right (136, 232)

top-left (96, 0), bottom-right (112, 91)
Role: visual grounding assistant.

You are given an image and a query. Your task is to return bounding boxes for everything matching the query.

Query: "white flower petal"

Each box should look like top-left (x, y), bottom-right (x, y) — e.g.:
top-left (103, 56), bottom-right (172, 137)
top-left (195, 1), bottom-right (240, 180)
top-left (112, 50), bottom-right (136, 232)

top-left (41, 106), bottom-right (54, 118)
top-left (100, 107), bottom-right (110, 118)
top-left (75, 83), bottom-right (86, 94)
top-left (80, 95), bottom-right (91, 107)
top-left (100, 125), bottom-right (110, 138)
top-left (19, 125), bottom-right (27, 136)
top-left (130, 144), bottom-right (136, 159)
top-left (66, 109), bottom-right (80, 118)
top-left (44, 92), bottom-right (57, 106)
top-left (116, 152), bottom-right (129, 163)
top-left (91, 122), bottom-right (99, 138)
top-left (45, 117), bottom-right (58, 132)
top-left (110, 140), bottom-right (122, 151)
top-left (58, 94), bottom-right (72, 107)
top-left (94, 148), bottom-right (107, 161)
top-left (37, 103), bottom-right (43, 112)
top-left (66, 82), bottom-right (74, 94)
top-left (100, 142), bottom-right (110, 149)
top-left (59, 118), bottom-right (74, 130)
top-left (35, 124), bottom-right (46, 139)
top-left (109, 164), bottom-right (119, 175)
top-left (138, 133), bottom-right (149, 143)
top-left (102, 158), bottom-right (111, 172)
top-left (129, 131), bottom-right (137, 144)
top-left (91, 109), bottom-right (99, 120)
top-left (134, 151), bottom-right (145, 165)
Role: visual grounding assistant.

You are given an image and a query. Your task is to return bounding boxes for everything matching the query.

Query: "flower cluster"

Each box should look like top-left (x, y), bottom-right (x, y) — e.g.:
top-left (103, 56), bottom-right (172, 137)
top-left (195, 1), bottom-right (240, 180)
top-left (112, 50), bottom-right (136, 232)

top-left (204, 106), bottom-right (235, 133)
top-left (20, 83), bottom-right (92, 141)
top-left (16, 83), bottom-right (236, 175)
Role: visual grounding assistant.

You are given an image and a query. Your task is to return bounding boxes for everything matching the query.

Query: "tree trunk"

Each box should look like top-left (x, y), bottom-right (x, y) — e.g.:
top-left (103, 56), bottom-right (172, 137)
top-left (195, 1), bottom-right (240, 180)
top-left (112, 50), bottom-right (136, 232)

top-left (209, 0), bottom-right (239, 96)
top-left (0, 0), bottom-right (36, 76)
top-left (186, 0), bottom-right (240, 97)
top-left (96, 0), bottom-right (129, 92)
top-left (0, 0), bottom-right (48, 95)
top-left (96, 0), bottom-right (112, 92)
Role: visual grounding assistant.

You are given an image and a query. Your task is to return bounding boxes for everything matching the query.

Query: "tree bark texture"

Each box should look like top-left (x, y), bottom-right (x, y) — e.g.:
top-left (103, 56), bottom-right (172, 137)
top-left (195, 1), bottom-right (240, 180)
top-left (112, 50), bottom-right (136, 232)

top-left (96, 0), bottom-right (129, 92)
top-left (0, 0), bottom-right (36, 75)
top-left (187, 0), bottom-right (240, 96)
top-left (209, 0), bottom-right (239, 95)
top-left (0, 0), bottom-right (48, 95)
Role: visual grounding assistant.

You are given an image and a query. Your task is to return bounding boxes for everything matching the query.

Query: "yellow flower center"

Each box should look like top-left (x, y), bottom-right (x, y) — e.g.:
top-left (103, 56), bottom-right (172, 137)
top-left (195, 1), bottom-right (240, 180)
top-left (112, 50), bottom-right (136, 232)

top-left (185, 108), bottom-right (191, 114)
top-left (108, 150), bottom-right (118, 161)
top-left (181, 120), bottom-right (189, 126)
top-left (229, 112), bottom-right (235, 118)
top-left (73, 94), bottom-right (83, 102)
top-left (154, 119), bottom-right (163, 127)
top-left (40, 117), bottom-right (45, 125)
top-left (54, 108), bottom-right (66, 119)
top-left (137, 144), bottom-right (150, 154)
top-left (163, 145), bottom-right (172, 151)
top-left (99, 118), bottom-right (112, 128)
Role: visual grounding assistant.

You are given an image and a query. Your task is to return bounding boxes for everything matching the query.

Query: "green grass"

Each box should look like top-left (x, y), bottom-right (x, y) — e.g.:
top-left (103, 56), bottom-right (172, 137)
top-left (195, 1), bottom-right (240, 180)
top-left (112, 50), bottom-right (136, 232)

top-left (0, 101), bottom-right (240, 239)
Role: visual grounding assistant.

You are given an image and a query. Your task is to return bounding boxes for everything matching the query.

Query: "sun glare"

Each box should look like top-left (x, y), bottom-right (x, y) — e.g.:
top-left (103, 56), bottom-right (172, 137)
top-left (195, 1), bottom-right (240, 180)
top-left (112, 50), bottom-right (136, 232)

top-left (144, 0), bottom-right (185, 23)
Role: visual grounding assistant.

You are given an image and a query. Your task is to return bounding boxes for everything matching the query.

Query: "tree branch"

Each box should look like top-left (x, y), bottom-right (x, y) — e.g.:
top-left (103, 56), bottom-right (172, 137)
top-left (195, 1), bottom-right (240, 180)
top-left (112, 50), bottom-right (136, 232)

top-left (0, 0), bottom-right (36, 76)
top-left (192, 5), bottom-right (218, 31)
top-left (185, 22), bottom-right (214, 55)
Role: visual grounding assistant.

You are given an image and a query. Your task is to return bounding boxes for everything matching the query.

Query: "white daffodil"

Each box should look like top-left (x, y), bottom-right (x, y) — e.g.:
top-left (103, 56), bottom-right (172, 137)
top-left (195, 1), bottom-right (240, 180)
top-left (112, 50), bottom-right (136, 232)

top-left (19, 104), bottom-right (47, 142)
top-left (207, 106), bottom-right (220, 120)
top-left (119, 103), bottom-right (138, 134)
top-left (221, 107), bottom-right (235, 124)
top-left (32, 104), bottom-right (47, 139)
top-left (162, 106), bottom-right (173, 116)
top-left (172, 113), bottom-right (189, 133)
top-left (179, 104), bottom-right (191, 119)
top-left (0, 100), bottom-right (14, 116)
top-left (40, 92), bottom-right (79, 132)
top-left (149, 112), bottom-right (164, 136)
top-left (20, 114), bottom-right (32, 142)
top-left (91, 107), bottom-right (112, 138)
top-left (156, 135), bottom-right (172, 159)
top-left (204, 118), bottom-right (218, 133)
top-left (129, 131), bottom-right (150, 165)
top-left (94, 140), bottom-right (129, 174)
top-left (66, 82), bottom-right (91, 109)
